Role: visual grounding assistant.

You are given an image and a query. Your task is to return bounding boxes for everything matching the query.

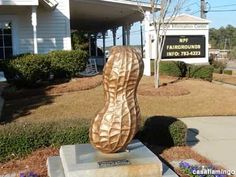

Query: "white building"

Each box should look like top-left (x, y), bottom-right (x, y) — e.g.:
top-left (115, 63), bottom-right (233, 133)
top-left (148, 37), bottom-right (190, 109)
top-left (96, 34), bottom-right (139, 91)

top-left (0, 0), bottom-right (158, 59)
top-left (144, 14), bottom-right (210, 76)
top-left (0, 1), bottom-right (209, 76)
top-left (0, 0), bottom-right (71, 58)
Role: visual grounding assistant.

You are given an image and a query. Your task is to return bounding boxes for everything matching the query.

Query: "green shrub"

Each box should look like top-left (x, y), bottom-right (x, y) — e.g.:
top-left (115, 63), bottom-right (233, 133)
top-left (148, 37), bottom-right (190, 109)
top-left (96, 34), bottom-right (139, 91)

top-left (187, 65), bottom-right (214, 81)
top-left (0, 59), bottom-right (16, 81)
top-left (169, 121), bottom-right (187, 146)
top-left (212, 59), bottom-right (227, 74)
top-left (223, 70), bottom-right (233, 75)
top-left (213, 68), bottom-right (222, 74)
top-left (0, 119), bottom-right (89, 162)
top-left (0, 53), bottom-right (31, 82)
top-left (0, 50), bottom-right (88, 87)
top-left (136, 116), bottom-right (187, 147)
top-left (159, 61), bottom-right (187, 77)
top-left (151, 59), bottom-right (154, 74)
top-left (71, 31), bottom-right (89, 51)
top-left (49, 50), bottom-right (87, 78)
top-left (229, 46), bottom-right (236, 60)
top-left (2, 54), bottom-right (51, 87)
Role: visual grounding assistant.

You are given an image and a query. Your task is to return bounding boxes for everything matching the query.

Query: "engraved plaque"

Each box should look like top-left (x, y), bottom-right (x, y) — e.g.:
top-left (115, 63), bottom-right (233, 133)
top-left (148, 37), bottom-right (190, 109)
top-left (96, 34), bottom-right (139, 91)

top-left (98, 159), bottom-right (131, 168)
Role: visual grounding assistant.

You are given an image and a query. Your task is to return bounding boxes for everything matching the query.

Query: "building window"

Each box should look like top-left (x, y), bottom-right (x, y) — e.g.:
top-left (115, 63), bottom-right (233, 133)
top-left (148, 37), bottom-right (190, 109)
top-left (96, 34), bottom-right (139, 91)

top-left (0, 22), bottom-right (13, 59)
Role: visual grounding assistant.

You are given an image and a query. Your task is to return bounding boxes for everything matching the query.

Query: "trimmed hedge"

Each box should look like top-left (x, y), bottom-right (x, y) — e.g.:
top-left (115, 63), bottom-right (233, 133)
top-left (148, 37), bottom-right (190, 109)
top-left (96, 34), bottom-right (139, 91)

top-left (223, 70), bottom-right (233, 75)
top-left (0, 116), bottom-right (187, 162)
top-left (0, 50), bottom-right (88, 87)
top-left (212, 59), bottom-right (227, 74)
top-left (8, 54), bottom-right (51, 87)
top-left (151, 60), bottom-right (214, 82)
top-left (0, 117), bottom-right (188, 163)
top-left (213, 68), bottom-right (222, 74)
top-left (49, 50), bottom-right (87, 78)
top-left (159, 61), bottom-right (187, 77)
top-left (136, 116), bottom-right (187, 147)
top-left (187, 65), bottom-right (214, 81)
top-left (169, 120), bottom-right (187, 146)
top-left (0, 120), bottom-right (89, 162)
top-left (151, 60), bottom-right (187, 77)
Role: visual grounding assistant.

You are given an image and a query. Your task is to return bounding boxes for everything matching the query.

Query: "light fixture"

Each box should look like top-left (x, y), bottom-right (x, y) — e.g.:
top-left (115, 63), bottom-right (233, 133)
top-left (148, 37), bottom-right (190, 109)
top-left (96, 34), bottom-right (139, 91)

top-left (41, 0), bottom-right (58, 9)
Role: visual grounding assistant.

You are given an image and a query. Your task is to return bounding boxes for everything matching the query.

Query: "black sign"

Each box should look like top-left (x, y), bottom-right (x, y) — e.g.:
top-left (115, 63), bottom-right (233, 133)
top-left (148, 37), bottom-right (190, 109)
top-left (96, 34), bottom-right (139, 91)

top-left (98, 159), bottom-right (131, 168)
top-left (162, 35), bottom-right (206, 59)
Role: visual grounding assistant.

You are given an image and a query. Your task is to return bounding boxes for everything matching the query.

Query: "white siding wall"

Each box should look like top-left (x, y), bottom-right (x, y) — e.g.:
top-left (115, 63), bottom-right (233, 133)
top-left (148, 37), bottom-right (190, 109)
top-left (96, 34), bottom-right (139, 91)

top-left (18, 8), bottom-right (34, 54)
top-left (0, 7), bottom-right (33, 54)
top-left (37, 0), bottom-right (72, 53)
top-left (0, 0), bottom-right (38, 5)
top-left (0, 0), bottom-right (72, 55)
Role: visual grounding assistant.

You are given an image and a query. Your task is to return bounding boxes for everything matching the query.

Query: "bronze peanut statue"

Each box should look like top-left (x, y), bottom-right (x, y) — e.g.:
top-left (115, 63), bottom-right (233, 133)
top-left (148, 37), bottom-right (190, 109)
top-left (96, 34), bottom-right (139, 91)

top-left (89, 46), bottom-right (144, 153)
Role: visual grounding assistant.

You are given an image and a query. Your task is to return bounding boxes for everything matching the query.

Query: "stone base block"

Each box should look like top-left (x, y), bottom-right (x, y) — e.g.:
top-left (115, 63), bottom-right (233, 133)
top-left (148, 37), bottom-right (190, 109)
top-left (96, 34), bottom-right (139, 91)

top-left (47, 140), bottom-right (177, 177)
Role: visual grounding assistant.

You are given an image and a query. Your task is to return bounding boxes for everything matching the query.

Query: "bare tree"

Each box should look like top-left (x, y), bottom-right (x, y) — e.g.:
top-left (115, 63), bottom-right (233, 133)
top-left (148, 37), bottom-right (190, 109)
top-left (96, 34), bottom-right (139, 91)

top-left (137, 0), bottom-right (185, 88)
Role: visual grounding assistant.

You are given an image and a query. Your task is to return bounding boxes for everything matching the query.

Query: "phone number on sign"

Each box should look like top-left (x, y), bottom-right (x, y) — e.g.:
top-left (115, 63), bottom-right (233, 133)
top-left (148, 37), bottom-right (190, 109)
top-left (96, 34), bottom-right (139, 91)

top-left (166, 51), bottom-right (201, 57)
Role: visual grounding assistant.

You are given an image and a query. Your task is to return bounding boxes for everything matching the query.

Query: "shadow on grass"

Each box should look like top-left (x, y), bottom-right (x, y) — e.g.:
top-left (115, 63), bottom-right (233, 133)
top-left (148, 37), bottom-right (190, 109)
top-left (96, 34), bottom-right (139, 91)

top-left (161, 77), bottom-right (185, 87)
top-left (137, 116), bottom-right (178, 147)
top-left (0, 93), bottom-right (56, 124)
top-left (1, 79), bottom-right (70, 101)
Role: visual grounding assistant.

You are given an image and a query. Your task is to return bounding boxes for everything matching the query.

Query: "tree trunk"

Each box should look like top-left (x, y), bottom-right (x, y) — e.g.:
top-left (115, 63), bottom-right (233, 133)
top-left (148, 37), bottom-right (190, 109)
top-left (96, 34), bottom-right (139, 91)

top-left (154, 37), bottom-right (161, 88)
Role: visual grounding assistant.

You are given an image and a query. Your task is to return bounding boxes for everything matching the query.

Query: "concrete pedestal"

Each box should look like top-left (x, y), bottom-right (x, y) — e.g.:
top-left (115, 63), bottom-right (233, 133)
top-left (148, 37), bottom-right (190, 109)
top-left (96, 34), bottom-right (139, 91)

top-left (47, 140), bottom-right (177, 177)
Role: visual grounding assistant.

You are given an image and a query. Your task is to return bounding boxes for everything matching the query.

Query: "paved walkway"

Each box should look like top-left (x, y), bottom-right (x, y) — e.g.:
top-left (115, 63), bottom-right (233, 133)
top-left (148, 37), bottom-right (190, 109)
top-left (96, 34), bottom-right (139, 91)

top-left (181, 116), bottom-right (236, 171)
top-left (213, 80), bottom-right (236, 89)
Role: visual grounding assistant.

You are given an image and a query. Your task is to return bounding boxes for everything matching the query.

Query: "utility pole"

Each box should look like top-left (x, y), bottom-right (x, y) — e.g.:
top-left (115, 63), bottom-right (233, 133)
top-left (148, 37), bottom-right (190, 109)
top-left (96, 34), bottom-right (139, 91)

top-left (201, 0), bottom-right (207, 19)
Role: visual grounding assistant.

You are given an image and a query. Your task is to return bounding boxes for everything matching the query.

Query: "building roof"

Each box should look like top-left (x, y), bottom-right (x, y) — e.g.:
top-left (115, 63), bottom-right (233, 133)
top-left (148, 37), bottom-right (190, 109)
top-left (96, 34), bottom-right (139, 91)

top-left (171, 14), bottom-right (210, 24)
top-left (70, 0), bottom-right (160, 32)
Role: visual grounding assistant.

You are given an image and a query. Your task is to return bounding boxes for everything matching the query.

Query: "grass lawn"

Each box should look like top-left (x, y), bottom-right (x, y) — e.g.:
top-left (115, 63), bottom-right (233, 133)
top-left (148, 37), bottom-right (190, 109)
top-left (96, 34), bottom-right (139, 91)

top-left (1, 76), bottom-right (234, 177)
top-left (213, 73), bottom-right (236, 85)
top-left (2, 76), bottom-right (236, 124)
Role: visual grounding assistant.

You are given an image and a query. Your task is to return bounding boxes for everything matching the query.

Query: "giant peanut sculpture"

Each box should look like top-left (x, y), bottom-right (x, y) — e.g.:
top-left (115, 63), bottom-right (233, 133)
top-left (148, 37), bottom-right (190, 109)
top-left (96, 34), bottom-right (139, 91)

top-left (89, 46), bottom-right (144, 153)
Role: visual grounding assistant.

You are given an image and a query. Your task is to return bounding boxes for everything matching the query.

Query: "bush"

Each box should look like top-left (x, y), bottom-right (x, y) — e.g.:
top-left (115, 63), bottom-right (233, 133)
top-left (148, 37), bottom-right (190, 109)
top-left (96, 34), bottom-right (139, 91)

top-left (212, 59), bottom-right (227, 74)
top-left (2, 54), bottom-right (51, 87)
top-left (213, 68), bottom-right (222, 74)
top-left (136, 116), bottom-right (187, 147)
top-left (71, 31), bottom-right (89, 51)
top-left (0, 119), bottom-right (89, 162)
top-left (169, 120), bottom-right (187, 146)
top-left (0, 50), bottom-right (88, 87)
top-left (223, 70), bottom-right (233, 75)
top-left (187, 65), bottom-right (214, 81)
top-left (49, 50), bottom-right (87, 78)
top-left (229, 46), bottom-right (236, 60)
top-left (153, 61), bottom-right (187, 77)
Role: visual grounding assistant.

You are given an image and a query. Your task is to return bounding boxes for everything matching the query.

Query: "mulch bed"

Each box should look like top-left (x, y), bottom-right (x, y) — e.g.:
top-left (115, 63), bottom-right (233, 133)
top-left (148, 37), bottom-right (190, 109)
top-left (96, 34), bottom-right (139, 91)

top-left (160, 146), bottom-right (230, 177)
top-left (0, 148), bottom-right (59, 177)
top-left (161, 146), bottom-right (211, 164)
top-left (138, 83), bottom-right (190, 97)
top-left (2, 75), bottom-right (102, 100)
top-left (0, 146), bottom-right (220, 177)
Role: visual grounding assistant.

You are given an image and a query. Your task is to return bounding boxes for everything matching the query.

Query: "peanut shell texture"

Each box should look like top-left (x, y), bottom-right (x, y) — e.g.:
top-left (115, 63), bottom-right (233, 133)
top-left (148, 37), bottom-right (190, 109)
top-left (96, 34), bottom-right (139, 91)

top-left (89, 46), bottom-right (144, 153)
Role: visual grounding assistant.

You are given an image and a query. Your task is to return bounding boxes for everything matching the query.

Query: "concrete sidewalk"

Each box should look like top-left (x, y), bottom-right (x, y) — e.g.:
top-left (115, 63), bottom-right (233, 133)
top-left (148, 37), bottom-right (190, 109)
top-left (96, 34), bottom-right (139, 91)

top-left (181, 116), bottom-right (236, 171)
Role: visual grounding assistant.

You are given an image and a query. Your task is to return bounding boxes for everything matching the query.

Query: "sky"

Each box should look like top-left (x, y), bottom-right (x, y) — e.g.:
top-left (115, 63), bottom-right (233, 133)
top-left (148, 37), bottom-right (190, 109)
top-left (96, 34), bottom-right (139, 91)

top-left (184, 0), bottom-right (236, 28)
top-left (98, 0), bottom-right (236, 47)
